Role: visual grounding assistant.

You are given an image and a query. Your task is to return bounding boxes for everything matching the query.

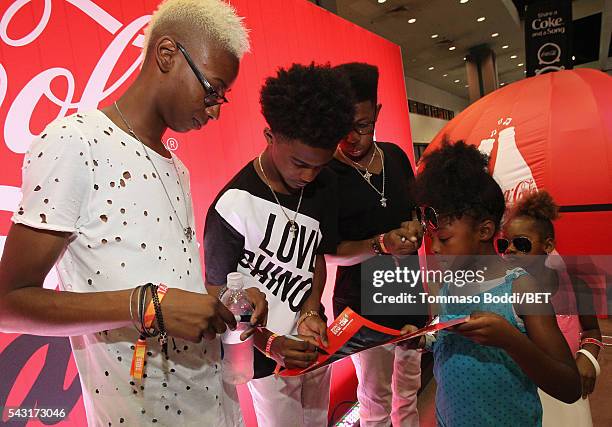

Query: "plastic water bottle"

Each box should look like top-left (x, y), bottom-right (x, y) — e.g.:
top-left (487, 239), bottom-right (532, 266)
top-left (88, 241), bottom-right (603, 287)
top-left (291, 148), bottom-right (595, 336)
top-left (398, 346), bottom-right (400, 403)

top-left (220, 272), bottom-right (254, 384)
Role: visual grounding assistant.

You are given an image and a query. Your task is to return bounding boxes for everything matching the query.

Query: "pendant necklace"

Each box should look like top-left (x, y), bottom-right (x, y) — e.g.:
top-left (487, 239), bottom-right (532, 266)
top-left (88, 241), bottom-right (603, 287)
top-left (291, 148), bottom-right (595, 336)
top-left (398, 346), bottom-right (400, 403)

top-left (114, 101), bottom-right (194, 242)
top-left (257, 153), bottom-right (304, 239)
top-left (339, 142), bottom-right (387, 207)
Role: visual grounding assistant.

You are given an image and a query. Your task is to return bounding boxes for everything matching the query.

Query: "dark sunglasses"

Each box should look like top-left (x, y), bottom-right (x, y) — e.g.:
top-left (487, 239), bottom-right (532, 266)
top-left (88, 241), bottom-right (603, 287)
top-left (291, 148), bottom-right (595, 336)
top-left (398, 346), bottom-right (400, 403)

top-left (176, 42), bottom-right (229, 107)
top-left (496, 237), bottom-right (533, 254)
top-left (416, 206), bottom-right (439, 230)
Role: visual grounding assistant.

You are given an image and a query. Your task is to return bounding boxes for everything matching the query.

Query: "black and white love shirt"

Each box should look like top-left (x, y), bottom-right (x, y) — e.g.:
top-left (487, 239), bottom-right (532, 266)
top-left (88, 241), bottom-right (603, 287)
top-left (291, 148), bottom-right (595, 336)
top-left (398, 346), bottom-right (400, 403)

top-left (204, 161), bottom-right (338, 378)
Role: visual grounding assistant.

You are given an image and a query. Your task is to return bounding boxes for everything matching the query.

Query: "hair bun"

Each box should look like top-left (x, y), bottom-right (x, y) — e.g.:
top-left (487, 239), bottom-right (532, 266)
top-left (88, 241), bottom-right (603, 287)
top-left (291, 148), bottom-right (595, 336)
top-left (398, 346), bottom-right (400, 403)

top-left (414, 139), bottom-right (506, 229)
top-left (514, 190), bottom-right (559, 222)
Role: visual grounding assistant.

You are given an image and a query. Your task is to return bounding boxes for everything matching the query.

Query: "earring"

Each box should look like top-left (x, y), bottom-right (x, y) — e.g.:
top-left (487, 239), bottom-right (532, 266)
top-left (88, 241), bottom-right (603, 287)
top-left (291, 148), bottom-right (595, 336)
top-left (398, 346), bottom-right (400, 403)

top-left (263, 128), bottom-right (274, 144)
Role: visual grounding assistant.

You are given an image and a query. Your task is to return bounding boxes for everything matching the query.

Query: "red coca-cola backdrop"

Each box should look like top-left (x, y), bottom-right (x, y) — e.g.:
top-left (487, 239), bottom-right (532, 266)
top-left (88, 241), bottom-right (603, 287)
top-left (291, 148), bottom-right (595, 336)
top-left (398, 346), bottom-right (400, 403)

top-left (0, 1), bottom-right (414, 425)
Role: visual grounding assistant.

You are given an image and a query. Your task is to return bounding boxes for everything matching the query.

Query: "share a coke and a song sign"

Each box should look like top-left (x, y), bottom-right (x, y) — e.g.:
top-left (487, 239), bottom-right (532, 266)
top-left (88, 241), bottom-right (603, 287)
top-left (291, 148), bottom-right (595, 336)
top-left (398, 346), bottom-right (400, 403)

top-left (0, 1), bottom-right (414, 425)
top-left (524, 0), bottom-right (573, 77)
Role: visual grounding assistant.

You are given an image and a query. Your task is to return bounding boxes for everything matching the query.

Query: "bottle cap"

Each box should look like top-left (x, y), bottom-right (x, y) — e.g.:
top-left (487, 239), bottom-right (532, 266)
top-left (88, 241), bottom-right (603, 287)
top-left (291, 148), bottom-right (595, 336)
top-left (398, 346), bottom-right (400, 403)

top-left (226, 272), bottom-right (244, 290)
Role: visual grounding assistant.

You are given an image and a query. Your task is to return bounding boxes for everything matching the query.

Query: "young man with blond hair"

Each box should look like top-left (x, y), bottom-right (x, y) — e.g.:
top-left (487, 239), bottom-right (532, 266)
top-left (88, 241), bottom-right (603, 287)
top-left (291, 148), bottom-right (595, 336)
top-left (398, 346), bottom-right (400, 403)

top-left (0, 1), bottom-right (269, 425)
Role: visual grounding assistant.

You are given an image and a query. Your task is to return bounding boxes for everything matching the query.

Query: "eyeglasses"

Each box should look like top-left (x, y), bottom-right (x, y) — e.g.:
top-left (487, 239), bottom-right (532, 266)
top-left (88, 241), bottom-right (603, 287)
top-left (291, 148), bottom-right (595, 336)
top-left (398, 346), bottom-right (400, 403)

top-left (416, 206), bottom-right (439, 230)
top-left (176, 42), bottom-right (229, 108)
top-left (352, 121), bottom-right (376, 135)
top-left (496, 236), bottom-right (533, 254)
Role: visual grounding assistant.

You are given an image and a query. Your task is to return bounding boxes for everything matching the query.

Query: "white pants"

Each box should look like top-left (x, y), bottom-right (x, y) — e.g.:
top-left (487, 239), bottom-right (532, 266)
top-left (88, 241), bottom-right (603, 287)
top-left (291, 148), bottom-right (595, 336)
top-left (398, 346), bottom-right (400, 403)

top-left (351, 345), bottom-right (421, 427)
top-left (247, 366), bottom-right (331, 427)
top-left (539, 388), bottom-right (593, 427)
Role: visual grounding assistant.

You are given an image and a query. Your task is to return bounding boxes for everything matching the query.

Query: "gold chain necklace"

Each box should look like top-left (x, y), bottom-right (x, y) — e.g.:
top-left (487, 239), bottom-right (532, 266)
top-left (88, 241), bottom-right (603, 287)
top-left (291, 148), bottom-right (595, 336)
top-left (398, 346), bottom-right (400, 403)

top-left (257, 153), bottom-right (304, 239)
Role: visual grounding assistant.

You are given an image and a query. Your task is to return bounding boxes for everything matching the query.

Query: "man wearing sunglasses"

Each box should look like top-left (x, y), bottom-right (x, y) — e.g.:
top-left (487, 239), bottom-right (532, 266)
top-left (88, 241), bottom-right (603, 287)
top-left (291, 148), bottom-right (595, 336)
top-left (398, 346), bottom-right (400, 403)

top-left (326, 63), bottom-right (427, 427)
top-left (0, 1), bottom-right (269, 426)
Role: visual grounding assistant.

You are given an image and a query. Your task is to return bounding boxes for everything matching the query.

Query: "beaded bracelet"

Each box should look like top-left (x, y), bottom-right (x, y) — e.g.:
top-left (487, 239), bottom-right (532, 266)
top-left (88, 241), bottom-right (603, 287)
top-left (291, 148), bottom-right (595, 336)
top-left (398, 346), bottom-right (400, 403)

top-left (378, 234), bottom-right (389, 254)
top-left (581, 337), bottom-right (604, 350)
top-left (151, 285), bottom-right (169, 358)
top-left (371, 237), bottom-right (383, 255)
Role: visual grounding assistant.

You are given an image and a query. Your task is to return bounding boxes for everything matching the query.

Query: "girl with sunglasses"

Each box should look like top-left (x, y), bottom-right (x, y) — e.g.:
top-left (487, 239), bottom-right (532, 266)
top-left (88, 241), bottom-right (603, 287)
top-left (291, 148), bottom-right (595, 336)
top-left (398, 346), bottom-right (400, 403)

top-left (406, 141), bottom-right (581, 427)
top-left (501, 190), bottom-right (602, 427)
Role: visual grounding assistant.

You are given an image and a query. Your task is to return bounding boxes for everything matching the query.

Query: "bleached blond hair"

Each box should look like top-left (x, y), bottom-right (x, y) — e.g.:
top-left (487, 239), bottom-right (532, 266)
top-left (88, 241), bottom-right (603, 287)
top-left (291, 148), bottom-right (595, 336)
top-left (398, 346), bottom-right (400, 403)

top-left (144, 0), bottom-right (250, 59)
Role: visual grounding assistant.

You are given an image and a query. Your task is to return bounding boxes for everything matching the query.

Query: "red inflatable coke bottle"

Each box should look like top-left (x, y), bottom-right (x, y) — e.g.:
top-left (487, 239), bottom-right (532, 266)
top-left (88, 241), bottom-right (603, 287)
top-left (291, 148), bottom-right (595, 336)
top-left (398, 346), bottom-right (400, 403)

top-left (479, 123), bottom-right (538, 206)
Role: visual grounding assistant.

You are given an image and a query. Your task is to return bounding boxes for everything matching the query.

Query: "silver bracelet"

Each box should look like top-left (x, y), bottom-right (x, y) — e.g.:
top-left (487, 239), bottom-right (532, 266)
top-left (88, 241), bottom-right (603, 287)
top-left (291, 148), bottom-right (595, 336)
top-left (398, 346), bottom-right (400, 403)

top-left (134, 285), bottom-right (147, 335)
top-left (128, 285), bottom-right (140, 332)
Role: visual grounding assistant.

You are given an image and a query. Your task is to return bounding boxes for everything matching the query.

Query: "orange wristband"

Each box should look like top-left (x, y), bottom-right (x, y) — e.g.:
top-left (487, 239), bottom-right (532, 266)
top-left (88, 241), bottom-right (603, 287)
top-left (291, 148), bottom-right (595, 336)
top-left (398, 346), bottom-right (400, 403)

top-left (143, 284), bottom-right (168, 328)
top-left (130, 284), bottom-right (168, 379)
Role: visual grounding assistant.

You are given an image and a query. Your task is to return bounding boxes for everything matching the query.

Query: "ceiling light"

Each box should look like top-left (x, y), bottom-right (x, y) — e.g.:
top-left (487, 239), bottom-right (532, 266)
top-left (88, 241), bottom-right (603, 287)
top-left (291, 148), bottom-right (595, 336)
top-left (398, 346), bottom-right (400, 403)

top-left (464, 84), bottom-right (469, 87)
top-left (510, 55), bottom-right (517, 59)
top-left (443, 73), bottom-right (448, 77)
top-left (460, 0), bottom-right (469, 3)
top-left (491, 33), bottom-right (499, 37)
top-left (428, 66), bottom-right (435, 70)
top-left (408, 18), bottom-right (416, 24)
top-left (477, 17), bottom-right (486, 22)
top-left (449, 46), bottom-right (456, 51)
top-left (431, 34), bottom-right (439, 38)
top-left (502, 45), bottom-right (509, 49)
top-left (454, 79), bottom-right (460, 83)
top-left (572, 55), bottom-right (576, 60)
top-left (377, 0), bottom-right (387, 3)
top-left (518, 63), bottom-right (524, 67)
top-left (463, 56), bottom-right (467, 60)
top-left (524, 70), bottom-right (527, 74)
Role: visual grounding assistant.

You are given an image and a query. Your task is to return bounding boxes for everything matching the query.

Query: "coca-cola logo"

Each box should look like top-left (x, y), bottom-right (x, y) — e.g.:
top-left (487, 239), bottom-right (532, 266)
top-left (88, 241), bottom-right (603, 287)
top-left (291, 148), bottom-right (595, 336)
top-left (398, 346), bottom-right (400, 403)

top-left (529, 10), bottom-right (567, 38)
top-left (537, 42), bottom-right (561, 65)
top-left (503, 178), bottom-right (538, 205)
top-left (0, 0), bottom-right (150, 154)
top-left (0, 2), bottom-right (155, 423)
top-left (0, 335), bottom-right (81, 427)
top-left (478, 118), bottom-right (540, 207)
top-left (531, 16), bottom-right (564, 30)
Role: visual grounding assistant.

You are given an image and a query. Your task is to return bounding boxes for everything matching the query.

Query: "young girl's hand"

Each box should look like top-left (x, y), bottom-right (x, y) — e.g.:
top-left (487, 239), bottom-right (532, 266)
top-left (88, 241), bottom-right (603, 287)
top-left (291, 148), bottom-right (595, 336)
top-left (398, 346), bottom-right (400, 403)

top-left (398, 324), bottom-right (423, 349)
top-left (576, 353), bottom-right (597, 398)
top-left (453, 311), bottom-right (520, 350)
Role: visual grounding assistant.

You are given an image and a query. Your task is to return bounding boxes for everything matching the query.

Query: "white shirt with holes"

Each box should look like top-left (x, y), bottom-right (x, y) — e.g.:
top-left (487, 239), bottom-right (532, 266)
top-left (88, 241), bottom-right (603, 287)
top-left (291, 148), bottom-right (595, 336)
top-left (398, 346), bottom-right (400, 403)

top-left (12, 110), bottom-right (241, 427)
